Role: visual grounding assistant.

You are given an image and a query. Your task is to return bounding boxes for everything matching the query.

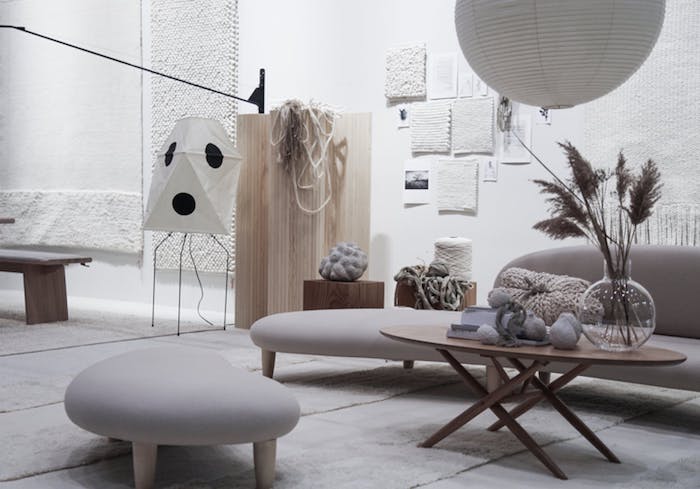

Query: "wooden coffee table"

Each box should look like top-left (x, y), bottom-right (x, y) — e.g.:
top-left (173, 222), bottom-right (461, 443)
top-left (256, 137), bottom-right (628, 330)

top-left (380, 325), bottom-right (686, 479)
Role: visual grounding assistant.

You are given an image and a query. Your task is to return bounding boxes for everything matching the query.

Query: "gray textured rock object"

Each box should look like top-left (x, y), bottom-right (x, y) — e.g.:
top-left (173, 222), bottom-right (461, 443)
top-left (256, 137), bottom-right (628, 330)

top-left (550, 313), bottom-right (581, 349)
top-left (319, 242), bottom-right (368, 282)
top-left (487, 289), bottom-right (512, 309)
top-left (557, 312), bottom-right (582, 339)
top-left (522, 311), bottom-right (547, 341)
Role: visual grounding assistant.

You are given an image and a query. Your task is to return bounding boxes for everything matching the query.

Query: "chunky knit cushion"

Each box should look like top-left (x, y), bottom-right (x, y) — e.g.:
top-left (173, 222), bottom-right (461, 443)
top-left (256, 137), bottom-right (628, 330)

top-left (489, 267), bottom-right (590, 326)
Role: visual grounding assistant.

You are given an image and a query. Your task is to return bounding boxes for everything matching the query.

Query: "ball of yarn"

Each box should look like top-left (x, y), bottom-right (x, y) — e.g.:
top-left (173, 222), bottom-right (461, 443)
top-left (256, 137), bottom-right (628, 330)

top-left (556, 312), bottom-right (582, 340)
top-left (434, 237), bottom-right (472, 281)
top-left (318, 242), bottom-right (368, 281)
top-left (550, 315), bottom-right (580, 350)
top-left (522, 312), bottom-right (547, 341)
top-left (477, 324), bottom-right (500, 345)
top-left (487, 289), bottom-right (512, 309)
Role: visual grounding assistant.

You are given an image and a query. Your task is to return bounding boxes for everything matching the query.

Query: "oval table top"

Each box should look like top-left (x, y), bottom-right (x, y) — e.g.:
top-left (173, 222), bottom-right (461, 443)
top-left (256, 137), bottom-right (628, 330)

top-left (380, 325), bottom-right (686, 367)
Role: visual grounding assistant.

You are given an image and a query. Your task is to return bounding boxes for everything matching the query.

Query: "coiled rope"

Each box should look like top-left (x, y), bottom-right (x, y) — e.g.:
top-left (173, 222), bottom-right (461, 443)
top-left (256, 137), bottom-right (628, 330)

top-left (271, 99), bottom-right (338, 215)
top-left (394, 261), bottom-right (471, 311)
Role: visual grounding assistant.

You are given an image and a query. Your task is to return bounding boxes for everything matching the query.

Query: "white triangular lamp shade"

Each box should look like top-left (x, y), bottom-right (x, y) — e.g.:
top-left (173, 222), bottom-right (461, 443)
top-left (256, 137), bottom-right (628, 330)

top-left (144, 117), bottom-right (242, 234)
top-left (455, 0), bottom-right (666, 109)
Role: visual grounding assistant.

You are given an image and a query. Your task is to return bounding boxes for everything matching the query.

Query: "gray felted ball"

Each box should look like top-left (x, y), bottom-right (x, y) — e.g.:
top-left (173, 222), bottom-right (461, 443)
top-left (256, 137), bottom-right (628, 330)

top-left (477, 324), bottom-right (500, 345)
top-left (522, 311), bottom-right (547, 341)
top-left (318, 242), bottom-right (368, 281)
top-left (556, 312), bottom-right (582, 340)
top-left (550, 316), bottom-right (580, 350)
top-left (487, 289), bottom-right (512, 309)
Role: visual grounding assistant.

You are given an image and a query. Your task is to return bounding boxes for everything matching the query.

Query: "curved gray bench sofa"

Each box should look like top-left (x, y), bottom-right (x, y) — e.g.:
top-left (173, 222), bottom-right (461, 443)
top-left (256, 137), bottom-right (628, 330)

top-left (250, 245), bottom-right (700, 392)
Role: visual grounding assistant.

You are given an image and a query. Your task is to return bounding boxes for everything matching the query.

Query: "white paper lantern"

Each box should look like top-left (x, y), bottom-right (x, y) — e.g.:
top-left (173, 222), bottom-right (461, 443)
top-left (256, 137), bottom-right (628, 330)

top-left (455, 0), bottom-right (665, 108)
top-left (144, 117), bottom-right (242, 235)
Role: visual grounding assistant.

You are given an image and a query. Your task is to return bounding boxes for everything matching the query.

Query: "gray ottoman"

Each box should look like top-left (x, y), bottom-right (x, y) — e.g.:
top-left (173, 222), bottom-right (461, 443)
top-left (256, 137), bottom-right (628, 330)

top-left (64, 348), bottom-right (300, 489)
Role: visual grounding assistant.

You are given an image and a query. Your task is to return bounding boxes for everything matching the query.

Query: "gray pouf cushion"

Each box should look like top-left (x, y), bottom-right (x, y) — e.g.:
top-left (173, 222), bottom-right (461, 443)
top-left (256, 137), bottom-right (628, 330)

top-left (64, 347), bottom-right (300, 446)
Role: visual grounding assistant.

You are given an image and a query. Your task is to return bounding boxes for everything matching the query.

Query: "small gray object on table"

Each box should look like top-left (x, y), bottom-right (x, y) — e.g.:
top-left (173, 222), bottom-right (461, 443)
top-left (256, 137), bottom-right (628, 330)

top-left (64, 348), bottom-right (300, 489)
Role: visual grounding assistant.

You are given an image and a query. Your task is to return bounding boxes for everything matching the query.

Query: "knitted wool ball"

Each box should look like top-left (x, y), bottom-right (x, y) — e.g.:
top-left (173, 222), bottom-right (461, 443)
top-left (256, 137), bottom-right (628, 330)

top-left (487, 289), bottom-right (512, 309)
top-left (319, 242), bottom-right (368, 281)
top-left (556, 312), bottom-right (582, 340)
top-left (550, 315), bottom-right (580, 350)
top-left (522, 312), bottom-right (547, 341)
top-left (477, 324), bottom-right (500, 345)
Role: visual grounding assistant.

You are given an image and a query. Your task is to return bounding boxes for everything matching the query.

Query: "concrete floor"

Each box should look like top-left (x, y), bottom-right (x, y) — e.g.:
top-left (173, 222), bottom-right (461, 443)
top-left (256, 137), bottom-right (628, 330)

top-left (2, 325), bottom-right (700, 489)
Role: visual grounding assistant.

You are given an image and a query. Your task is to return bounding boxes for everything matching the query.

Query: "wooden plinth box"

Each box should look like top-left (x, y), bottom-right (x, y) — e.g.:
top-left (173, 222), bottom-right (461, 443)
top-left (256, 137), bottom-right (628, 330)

top-left (303, 280), bottom-right (384, 310)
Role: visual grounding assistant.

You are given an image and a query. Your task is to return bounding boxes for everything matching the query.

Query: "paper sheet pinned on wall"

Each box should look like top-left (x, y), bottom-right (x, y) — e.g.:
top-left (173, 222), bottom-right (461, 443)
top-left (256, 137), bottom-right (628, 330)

top-left (428, 53), bottom-right (458, 99)
top-left (403, 158), bottom-right (432, 205)
top-left (500, 115), bottom-right (531, 164)
top-left (435, 158), bottom-right (478, 213)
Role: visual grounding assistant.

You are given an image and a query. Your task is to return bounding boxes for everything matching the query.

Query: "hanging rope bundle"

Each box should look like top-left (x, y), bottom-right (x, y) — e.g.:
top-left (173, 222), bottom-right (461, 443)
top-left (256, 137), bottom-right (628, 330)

top-left (394, 261), bottom-right (471, 311)
top-left (271, 99), bottom-right (339, 214)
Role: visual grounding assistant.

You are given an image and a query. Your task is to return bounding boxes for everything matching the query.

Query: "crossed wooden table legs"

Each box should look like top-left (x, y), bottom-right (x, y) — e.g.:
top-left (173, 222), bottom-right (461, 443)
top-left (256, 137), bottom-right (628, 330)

top-left (421, 349), bottom-right (620, 480)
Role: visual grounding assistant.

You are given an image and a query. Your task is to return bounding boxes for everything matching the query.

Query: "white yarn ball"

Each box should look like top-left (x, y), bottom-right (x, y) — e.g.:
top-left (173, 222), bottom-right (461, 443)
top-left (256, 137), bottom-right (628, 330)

top-left (477, 324), bottom-right (500, 345)
top-left (434, 237), bottom-right (472, 281)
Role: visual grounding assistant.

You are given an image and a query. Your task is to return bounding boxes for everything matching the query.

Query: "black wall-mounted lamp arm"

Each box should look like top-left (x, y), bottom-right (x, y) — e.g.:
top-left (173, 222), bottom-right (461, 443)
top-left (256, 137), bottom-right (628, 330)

top-left (0, 25), bottom-right (265, 114)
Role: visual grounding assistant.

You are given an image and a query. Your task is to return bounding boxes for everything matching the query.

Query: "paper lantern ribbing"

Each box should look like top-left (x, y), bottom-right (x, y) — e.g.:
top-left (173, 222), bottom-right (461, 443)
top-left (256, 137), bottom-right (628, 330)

top-left (144, 117), bottom-right (242, 235)
top-left (454, 0), bottom-right (666, 109)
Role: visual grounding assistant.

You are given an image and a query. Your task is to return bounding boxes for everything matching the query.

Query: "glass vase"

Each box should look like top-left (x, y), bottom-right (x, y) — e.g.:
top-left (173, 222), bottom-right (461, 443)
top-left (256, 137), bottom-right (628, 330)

top-left (577, 260), bottom-right (655, 352)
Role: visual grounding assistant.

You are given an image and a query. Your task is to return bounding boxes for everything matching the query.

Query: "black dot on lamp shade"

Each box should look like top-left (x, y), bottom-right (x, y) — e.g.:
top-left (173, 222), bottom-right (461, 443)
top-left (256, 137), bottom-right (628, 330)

top-left (172, 192), bottom-right (196, 216)
top-left (205, 143), bottom-right (223, 168)
top-left (165, 142), bottom-right (177, 166)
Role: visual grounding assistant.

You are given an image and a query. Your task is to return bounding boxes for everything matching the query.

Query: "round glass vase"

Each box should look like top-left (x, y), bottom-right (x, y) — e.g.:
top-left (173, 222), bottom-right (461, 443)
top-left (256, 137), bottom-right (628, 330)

top-left (577, 261), bottom-right (655, 352)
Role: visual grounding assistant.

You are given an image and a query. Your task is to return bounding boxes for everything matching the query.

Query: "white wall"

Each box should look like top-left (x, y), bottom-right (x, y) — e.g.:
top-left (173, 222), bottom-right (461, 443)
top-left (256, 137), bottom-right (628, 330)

top-left (238, 0), bottom-right (586, 303)
top-left (0, 0), bottom-right (587, 314)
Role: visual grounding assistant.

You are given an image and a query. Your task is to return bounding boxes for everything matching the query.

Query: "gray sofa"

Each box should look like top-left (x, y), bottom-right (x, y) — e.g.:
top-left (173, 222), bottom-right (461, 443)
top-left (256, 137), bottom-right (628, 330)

top-left (250, 245), bottom-right (700, 391)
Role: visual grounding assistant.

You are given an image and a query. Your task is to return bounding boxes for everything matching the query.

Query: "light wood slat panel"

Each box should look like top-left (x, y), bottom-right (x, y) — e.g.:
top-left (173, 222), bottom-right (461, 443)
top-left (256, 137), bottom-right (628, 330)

top-left (235, 113), bottom-right (372, 328)
top-left (235, 114), bottom-right (271, 330)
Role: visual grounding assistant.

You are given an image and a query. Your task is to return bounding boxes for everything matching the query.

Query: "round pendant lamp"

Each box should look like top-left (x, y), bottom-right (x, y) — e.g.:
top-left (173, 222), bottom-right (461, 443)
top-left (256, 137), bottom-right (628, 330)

top-left (455, 0), bottom-right (666, 109)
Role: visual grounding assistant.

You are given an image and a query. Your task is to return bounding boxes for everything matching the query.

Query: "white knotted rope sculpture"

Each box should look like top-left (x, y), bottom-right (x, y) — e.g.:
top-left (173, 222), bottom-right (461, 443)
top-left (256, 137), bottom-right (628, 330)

top-left (271, 100), bottom-right (339, 215)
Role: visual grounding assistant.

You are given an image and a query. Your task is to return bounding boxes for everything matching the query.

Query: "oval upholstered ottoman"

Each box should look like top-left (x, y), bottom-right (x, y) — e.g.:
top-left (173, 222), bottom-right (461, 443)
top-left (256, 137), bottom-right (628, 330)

top-left (64, 347), bottom-right (300, 489)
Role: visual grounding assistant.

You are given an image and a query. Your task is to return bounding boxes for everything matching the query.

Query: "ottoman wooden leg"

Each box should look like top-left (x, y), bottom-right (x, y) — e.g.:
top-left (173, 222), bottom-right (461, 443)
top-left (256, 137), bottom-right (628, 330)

top-left (132, 442), bottom-right (157, 489)
top-left (262, 350), bottom-right (276, 378)
top-left (253, 439), bottom-right (276, 489)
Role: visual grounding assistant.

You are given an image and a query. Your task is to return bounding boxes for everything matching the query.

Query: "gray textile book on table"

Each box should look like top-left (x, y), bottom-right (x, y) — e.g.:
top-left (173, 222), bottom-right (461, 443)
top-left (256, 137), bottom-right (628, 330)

top-left (446, 328), bottom-right (480, 340)
top-left (453, 307), bottom-right (497, 330)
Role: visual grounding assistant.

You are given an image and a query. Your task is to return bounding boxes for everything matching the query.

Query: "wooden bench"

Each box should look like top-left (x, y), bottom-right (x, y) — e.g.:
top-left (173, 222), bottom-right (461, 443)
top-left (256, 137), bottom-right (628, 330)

top-left (0, 250), bottom-right (92, 324)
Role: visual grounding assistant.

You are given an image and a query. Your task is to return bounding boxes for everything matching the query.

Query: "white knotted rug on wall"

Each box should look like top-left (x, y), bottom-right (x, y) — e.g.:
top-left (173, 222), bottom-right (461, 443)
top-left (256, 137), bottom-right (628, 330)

top-left (583, 0), bottom-right (700, 246)
top-left (0, 1), bottom-right (143, 254)
top-left (150, 0), bottom-right (239, 273)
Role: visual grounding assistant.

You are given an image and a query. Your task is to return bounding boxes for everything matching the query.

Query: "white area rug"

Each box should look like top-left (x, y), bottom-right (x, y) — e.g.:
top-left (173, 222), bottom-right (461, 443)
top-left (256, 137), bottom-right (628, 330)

top-left (150, 0), bottom-right (238, 272)
top-left (411, 101), bottom-right (452, 153)
top-left (435, 158), bottom-right (478, 212)
top-left (583, 0), bottom-right (700, 246)
top-left (0, 1), bottom-right (143, 254)
top-left (1, 307), bottom-right (699, 488)
top-left (452, 98), bottom-right (494, 154)
top-left (385, 43), bottom-right (427, 100)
